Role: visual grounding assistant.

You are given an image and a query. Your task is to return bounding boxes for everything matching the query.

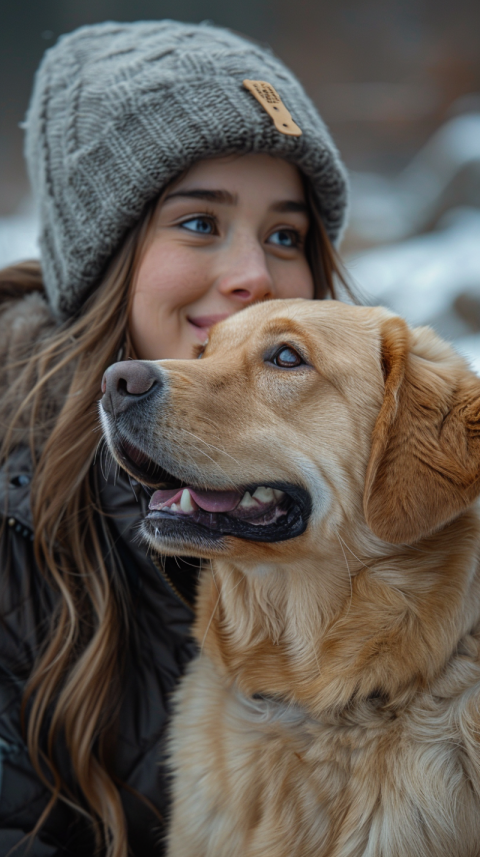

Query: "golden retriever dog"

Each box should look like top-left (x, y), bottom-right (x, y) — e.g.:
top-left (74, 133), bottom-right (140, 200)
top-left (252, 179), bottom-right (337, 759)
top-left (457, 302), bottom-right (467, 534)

top-left (100, 299), bottom-right (480, 857)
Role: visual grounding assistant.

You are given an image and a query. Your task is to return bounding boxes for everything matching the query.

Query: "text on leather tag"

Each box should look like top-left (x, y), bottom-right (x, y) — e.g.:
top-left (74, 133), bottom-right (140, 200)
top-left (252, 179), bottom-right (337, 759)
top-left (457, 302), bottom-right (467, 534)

top-left (243, 80), bottom-right (302, 137)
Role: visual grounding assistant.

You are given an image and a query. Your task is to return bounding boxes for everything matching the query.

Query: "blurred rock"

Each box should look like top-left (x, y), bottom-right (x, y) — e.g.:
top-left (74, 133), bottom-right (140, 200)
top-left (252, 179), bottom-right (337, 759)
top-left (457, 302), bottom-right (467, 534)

top-left (454, 290), bottom-right (480, 332)
top-left (347, 206), bottom-right (480, 373)
top-left (347, 110), bottom-right (480, 248)
top-left (453, 334), bottom-right (480, 376)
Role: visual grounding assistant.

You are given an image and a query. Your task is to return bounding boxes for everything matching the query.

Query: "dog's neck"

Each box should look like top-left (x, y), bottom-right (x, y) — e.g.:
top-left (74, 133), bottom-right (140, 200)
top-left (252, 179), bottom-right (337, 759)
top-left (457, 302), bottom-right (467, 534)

top-left (195, 511), bottom-right (480, 718)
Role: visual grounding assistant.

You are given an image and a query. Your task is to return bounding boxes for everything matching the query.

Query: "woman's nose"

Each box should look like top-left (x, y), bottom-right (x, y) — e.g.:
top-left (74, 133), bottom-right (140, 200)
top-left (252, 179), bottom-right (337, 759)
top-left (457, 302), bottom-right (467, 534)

top-left (216, 239), bottom-right (274, 304)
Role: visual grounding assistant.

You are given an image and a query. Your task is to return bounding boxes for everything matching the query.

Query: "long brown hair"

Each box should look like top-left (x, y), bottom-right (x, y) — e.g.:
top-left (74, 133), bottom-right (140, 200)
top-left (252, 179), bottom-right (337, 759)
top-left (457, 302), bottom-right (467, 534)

top-left (0, 181), bottom-right (352, 856)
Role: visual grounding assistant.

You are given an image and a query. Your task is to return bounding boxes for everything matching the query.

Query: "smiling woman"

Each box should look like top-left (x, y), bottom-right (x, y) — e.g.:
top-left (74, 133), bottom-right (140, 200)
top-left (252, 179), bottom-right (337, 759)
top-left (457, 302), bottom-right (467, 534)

top-left (0, 19), bottom-right (350, 857)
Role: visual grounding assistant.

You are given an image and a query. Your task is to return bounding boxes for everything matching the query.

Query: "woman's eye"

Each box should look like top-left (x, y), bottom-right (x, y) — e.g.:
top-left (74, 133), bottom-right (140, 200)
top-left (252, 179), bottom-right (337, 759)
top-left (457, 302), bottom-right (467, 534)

top-left (272, 346), bottom-right (304, 368)
top-left (181, 217), bottom-right (214, 235)
top-left (268, 229), bottom-right (300, 248)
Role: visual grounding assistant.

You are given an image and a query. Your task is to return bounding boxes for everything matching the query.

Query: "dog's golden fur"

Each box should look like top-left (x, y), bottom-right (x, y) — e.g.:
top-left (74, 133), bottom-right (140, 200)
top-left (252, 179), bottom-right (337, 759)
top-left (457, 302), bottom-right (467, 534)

top-left (110, 300), bottom-right (480, 855)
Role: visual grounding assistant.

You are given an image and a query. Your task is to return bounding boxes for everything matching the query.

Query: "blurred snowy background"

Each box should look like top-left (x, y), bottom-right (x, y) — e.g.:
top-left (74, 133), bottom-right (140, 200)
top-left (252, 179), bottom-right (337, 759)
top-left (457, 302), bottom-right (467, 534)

top-left (1, 0), bottom-right (479, 373)
top-left (346, 107), bottom-right (480, 374)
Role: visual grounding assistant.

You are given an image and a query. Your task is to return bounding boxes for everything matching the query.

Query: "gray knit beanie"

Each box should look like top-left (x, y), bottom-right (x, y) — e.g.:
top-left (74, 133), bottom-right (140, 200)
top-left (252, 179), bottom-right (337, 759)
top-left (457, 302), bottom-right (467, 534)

top-left (24, 20), bottom-right (348, 319)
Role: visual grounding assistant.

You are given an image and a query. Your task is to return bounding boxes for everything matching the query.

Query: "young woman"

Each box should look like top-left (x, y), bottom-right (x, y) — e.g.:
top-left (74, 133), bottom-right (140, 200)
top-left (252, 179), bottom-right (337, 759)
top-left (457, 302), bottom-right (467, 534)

top-left (0, 20), bottom-right (350, 857)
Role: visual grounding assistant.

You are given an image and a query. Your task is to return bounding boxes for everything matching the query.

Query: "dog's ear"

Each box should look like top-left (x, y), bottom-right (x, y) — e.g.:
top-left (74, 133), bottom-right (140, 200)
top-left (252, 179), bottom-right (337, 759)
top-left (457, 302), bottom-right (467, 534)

top-left (364, 316), bottom-right (480, 544)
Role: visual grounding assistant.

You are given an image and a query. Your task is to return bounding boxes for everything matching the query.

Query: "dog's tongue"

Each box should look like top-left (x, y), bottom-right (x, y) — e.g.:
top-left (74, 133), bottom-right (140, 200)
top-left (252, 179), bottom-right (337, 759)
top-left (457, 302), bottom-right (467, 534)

top-left (149, 487), bottom-right (242, 512)
top-left (189, 488), bottom-right (243, 512)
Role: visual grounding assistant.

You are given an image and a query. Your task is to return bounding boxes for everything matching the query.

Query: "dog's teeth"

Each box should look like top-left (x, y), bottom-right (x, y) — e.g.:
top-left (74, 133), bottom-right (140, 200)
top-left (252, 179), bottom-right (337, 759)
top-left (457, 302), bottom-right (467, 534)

top-left (252, 486), bottom-right (274, 503)
top-left (239, 491), bottom-right (257, 509)
top-left (170, 503), bottom-right (180, 512)
top-left (180, 488), bottom-right (194, 513)
top-left (272, 489), bottom-right (285, 502)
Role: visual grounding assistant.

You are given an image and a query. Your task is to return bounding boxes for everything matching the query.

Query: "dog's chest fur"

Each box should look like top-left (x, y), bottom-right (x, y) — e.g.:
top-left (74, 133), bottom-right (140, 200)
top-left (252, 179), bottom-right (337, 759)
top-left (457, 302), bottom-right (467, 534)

top-left (167, 641), bottom-right (480, 857)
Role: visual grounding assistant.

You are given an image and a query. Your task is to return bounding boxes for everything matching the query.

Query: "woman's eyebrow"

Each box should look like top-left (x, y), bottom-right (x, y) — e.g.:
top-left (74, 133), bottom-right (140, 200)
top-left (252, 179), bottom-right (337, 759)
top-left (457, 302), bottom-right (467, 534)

top-left (163, 190), bottom-right (308, 214)
top-left (271, 200), bottom-right (308, 214)
top-left (164, 189), bottom-right (238, 204)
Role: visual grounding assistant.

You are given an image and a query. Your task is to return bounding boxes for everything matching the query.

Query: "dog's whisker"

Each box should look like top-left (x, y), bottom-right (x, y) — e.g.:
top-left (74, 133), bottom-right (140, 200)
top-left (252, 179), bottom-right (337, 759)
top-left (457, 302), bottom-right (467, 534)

top-left (127, 474), bottom-right (138, 497)
top-left (306, 627), bottom-right (322, 679)
top-left (336, 534), bottom-right (371, 571)
top-left (210, 563), bottom-right (221, 596)
top-left (98, 442), bottom-right (115, 482)
top-left (93, 436), bottom-right (105, 465)
top-left (181, 428), bottom-right (242, 468)
top-left (201, 588), bottom-right (222, 653)
top-left (201, 565), bottom-right (246, 652)
top-left (335, 531), bottom-right (353, 616)
top-left (179, 443), bottom-right (239, 489)
top-left (104, 454), bottom-right (113, 483)
top-left (221, 571), bottom-right (246, 600)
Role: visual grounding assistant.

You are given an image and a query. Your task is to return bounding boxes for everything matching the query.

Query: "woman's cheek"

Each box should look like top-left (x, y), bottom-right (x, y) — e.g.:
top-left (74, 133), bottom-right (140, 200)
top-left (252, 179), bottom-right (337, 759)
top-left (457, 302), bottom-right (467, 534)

top-left (274, 260), bottom-right (314, 300)
top-left (137, 244), bottom-right (212, 308)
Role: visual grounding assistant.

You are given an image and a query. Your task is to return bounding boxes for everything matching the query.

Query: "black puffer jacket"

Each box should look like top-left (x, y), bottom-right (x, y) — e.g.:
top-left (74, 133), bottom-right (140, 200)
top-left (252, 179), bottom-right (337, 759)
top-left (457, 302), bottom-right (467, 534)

top-left (0, 292), bottom-right (197, 855)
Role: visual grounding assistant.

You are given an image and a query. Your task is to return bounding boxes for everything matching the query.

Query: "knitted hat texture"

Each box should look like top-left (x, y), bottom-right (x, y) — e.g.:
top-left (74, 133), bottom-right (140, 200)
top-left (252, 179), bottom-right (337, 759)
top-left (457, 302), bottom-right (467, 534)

top-left (25, 20), bottom-right (349, 319)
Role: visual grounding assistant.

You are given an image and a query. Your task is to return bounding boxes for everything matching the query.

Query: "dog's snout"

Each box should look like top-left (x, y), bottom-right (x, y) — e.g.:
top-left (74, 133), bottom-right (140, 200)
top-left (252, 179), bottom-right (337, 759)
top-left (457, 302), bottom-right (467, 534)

top-left (101, 360), bottom-right (161, 414)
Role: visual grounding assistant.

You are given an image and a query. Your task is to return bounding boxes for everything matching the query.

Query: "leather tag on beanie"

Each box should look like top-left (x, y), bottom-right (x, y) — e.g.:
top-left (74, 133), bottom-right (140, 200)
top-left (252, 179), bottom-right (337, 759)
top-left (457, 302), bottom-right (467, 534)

top-left (243, 80), bottom-right (302, 137)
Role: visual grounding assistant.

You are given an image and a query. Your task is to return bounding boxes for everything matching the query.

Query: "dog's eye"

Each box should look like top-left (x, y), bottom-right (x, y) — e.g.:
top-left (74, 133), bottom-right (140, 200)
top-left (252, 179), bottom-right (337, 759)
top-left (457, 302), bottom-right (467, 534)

top-left (272, 346), bottom-right (304, 368)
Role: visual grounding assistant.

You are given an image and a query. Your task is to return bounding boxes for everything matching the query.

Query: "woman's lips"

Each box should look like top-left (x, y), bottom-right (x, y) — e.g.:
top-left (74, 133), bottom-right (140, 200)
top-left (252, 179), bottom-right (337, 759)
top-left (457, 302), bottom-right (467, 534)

top-left (188, 313), bottom-right (231, 340)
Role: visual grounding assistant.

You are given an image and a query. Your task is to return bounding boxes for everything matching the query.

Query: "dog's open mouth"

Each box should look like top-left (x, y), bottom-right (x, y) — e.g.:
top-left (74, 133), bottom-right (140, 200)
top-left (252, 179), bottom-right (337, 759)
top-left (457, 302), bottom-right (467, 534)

top-left (117, 438), bottom-right (310, 544)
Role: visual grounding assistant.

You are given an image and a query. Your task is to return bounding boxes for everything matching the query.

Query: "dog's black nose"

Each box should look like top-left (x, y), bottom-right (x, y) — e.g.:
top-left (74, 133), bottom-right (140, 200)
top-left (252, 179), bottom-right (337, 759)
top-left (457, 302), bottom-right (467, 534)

top-left (101, 360), bottom-right (161, 414)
